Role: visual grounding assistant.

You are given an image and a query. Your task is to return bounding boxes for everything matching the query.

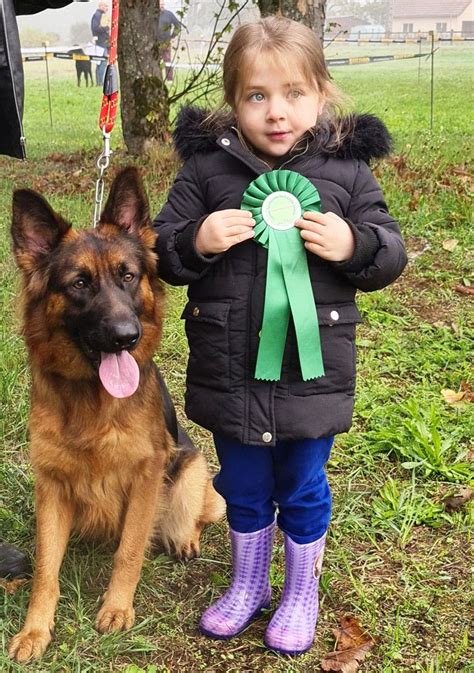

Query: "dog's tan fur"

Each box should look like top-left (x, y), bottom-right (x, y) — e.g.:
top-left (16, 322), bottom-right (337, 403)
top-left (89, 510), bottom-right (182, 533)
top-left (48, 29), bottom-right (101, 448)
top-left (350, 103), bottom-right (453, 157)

top-left (8, 168), bottom-right (225, 663)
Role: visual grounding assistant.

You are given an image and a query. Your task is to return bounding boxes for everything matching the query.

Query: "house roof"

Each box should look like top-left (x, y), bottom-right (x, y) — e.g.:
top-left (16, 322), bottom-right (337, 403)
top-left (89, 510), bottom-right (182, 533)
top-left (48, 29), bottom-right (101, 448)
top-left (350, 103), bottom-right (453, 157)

top-left (393, 0), bottom-right (471, 18)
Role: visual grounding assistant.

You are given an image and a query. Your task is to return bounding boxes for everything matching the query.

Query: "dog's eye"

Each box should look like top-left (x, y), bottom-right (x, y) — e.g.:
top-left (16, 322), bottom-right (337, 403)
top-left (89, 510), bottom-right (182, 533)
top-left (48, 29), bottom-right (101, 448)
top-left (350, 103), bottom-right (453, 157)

top-left (73, 279), bottom-right (87, 290)
top-left (122, 273), bottom-right (135, 283)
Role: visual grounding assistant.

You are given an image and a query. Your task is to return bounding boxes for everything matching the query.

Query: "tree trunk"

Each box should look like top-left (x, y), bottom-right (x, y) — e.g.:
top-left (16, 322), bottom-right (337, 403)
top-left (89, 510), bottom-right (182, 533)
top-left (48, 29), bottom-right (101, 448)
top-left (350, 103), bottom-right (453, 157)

top-left (258, 0), bottom-right (326, 43)
top-left (119, 0), bottom-right (170, 155)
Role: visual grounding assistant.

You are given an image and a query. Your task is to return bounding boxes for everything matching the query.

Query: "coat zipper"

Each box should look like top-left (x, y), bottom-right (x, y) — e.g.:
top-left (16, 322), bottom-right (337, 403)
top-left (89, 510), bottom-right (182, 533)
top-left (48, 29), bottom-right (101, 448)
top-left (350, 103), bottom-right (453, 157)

top-left (243, 241), bottom-right (257, 443)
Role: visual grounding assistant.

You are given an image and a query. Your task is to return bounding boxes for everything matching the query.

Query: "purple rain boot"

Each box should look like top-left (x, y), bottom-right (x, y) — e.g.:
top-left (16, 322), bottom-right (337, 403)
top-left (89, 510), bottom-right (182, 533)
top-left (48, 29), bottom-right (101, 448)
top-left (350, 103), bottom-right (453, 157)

top-left (199, 521), bottom-right (275, 639)
top-left (264, 532), bottom-right (326, 655)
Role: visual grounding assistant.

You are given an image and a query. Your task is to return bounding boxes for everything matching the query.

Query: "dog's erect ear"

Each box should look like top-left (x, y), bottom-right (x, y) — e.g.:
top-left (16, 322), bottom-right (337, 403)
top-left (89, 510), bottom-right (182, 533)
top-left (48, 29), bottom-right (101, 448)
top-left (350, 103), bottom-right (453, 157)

top-left (11, 189), bottom-right (71, 270)
top-left (99, 167), bottom-right (151, 235)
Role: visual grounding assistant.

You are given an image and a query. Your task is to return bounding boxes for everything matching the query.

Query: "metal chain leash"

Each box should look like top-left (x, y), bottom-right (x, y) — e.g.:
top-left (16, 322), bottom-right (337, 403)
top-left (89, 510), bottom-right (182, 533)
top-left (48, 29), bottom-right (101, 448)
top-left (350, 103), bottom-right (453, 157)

top-left (93, 131), bottom-right (111, 228)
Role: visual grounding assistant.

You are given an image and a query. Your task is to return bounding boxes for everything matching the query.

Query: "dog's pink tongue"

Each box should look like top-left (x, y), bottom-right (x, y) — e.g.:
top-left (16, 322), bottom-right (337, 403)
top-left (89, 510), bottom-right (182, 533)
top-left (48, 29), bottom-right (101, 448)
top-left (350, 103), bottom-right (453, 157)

top-left (99, 351), bottom-right (140, 398)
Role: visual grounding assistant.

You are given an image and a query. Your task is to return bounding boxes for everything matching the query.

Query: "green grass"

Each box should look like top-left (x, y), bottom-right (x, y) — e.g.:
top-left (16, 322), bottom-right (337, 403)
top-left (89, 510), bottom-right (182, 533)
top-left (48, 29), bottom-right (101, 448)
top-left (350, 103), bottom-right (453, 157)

top-left (1, 43), bottom-right (473, 672)
top-left (328, 43), bottom-right (474, 145)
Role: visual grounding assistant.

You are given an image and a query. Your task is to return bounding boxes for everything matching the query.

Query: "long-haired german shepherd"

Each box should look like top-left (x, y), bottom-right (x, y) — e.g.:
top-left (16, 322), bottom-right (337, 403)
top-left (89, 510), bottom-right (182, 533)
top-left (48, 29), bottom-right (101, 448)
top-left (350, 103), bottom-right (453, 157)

top-left (8, 167), bottom-right (225, 663)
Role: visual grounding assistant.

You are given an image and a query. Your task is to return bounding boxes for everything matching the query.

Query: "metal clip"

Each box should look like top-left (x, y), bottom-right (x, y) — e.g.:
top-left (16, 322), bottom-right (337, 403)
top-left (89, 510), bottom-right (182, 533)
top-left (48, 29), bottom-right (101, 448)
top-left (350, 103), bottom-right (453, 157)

top-left (93, 130), bottom-right (112, 228)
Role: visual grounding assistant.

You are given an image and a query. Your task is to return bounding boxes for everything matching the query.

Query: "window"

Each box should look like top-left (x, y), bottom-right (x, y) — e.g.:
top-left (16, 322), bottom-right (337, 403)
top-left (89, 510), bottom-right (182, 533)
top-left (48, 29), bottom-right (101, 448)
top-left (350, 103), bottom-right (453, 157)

top-left (436, 22), bottom-right (447, 32)
top-left (462, 21), bottom-right (474, 36)
top-left (403, 23), bottom-right (414, 33)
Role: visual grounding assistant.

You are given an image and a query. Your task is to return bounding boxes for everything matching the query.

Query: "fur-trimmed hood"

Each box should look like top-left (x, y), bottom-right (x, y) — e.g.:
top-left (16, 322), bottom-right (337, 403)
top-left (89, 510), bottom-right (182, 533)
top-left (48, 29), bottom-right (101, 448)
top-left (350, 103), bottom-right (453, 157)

top-left (173, 106), bottom-right (393, 165)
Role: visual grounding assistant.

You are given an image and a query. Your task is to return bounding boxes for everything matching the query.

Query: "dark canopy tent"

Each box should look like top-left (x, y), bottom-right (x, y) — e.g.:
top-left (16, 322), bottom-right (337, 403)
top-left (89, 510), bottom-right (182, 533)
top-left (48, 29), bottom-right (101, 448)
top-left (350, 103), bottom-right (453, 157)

top-left (0, 0), bottom-right (72, 158)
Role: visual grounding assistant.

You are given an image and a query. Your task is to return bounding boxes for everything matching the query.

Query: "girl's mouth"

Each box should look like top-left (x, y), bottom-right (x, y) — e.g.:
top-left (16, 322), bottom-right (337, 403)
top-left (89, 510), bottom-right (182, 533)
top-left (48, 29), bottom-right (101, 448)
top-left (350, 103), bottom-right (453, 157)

top-left (268, 131), bottom-right (289, 141)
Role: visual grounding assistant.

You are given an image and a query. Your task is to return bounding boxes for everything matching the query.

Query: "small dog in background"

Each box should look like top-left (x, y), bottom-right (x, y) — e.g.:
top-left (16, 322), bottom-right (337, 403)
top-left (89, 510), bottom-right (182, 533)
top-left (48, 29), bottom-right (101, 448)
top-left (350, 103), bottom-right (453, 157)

top-left (68, 47), bottom-right (93, 87)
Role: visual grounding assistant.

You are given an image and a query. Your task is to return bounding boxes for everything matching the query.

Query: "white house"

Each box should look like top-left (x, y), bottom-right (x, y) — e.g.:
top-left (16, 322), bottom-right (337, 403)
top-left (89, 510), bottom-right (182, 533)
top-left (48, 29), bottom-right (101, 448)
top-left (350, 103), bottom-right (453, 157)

top-left (392, 0), bottom-right (474, 36)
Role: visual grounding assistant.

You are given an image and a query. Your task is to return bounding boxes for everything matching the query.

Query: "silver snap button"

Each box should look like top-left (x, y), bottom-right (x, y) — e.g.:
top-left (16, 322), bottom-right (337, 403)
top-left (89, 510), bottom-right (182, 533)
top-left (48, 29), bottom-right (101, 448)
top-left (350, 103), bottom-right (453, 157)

top-left (221, 138), bottom-right (231, 146)
top-left (330, 310), bottom-right (340, 321)
top-left (262, 432), bottom-right (272, 443)
top-left (192, 306), bottom-right (200, 317)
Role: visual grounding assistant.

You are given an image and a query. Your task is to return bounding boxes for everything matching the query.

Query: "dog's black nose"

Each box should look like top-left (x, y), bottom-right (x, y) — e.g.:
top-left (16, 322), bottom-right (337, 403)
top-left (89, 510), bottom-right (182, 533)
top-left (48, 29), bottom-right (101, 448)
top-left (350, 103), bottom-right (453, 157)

top-left (111, 321), bottom-right (140, 350)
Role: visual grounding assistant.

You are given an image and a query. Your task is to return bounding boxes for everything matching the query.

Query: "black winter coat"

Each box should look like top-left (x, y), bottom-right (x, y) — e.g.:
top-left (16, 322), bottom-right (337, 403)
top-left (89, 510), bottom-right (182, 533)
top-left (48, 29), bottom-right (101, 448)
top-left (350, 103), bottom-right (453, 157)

top-left (0, 0), bottom-right (71, 158)
top-left (154, 107), bottom-right (407, 447)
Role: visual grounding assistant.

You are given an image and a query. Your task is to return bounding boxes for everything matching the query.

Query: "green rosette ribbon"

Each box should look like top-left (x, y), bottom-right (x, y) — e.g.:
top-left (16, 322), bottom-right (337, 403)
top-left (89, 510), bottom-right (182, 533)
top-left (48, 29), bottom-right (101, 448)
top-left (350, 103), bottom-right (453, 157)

top-left (241, 169), bottom-right (325, 382)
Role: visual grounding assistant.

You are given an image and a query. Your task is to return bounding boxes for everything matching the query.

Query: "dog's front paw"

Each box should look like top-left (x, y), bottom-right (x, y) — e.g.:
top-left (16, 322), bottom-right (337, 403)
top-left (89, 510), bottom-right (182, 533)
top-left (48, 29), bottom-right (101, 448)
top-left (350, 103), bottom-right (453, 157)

top-left (174, 538), bottom-right (200, 561)
top-left (8, 628), bottom-right (52, 662)
top-left (95, 604), bottom-right (135, 633)
top-left (172, 525), bottom-right (202, 561)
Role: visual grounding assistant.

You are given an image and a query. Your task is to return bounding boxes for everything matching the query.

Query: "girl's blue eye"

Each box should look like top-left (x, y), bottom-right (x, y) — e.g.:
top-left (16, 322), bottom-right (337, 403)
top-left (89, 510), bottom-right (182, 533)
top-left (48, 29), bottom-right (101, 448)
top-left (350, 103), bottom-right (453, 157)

top-left (289, 90), bottom-right (303, 99)
top-left (250, 92), bottom-right (265, 102)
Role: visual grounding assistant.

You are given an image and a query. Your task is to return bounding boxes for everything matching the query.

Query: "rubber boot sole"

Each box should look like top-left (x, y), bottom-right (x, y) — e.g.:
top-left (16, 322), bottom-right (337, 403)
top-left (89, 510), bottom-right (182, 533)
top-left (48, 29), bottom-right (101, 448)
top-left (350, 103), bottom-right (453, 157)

top-left (263, 637), bottom-right (313, 656)
top-left (199, 601), bottom-right (271, 640)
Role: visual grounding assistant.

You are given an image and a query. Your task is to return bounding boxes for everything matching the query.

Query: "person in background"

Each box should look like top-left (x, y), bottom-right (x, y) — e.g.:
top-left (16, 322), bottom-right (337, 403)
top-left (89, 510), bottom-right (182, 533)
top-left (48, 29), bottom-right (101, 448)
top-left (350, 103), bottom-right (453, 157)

top-left (155, 0), bottom-right (181, 82)
top-left (0, 0), bottom-right (72, 575)
top-left (90, 1), bottom-right (110, 86)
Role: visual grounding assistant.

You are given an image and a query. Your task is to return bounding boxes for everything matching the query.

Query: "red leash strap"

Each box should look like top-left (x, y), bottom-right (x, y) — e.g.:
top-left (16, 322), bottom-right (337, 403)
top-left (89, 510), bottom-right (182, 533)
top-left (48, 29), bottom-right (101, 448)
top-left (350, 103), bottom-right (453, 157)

top-left (98, 0), bottom-right (120, 133)
top-left (93, 0), bottom-right (120, 227)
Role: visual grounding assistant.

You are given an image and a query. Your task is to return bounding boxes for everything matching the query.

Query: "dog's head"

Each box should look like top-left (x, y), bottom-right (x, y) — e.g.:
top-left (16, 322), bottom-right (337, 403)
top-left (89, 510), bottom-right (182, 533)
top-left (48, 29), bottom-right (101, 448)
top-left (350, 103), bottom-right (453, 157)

top-left (11, 167), bottom-right (164, 397)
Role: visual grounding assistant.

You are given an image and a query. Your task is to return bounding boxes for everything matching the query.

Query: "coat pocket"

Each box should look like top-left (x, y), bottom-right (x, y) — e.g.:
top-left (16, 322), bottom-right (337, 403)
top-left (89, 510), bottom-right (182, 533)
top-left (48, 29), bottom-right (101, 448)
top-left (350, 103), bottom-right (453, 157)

top-left (181, 300), bottom-right (232, 392)
top-left (288, 303), bottom-right (362, 396)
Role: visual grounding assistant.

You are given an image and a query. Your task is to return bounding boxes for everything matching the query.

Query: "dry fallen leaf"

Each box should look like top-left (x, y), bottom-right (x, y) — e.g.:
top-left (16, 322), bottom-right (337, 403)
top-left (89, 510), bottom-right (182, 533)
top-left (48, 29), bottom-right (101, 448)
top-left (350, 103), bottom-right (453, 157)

top-left (442, 239), bottom-right (459, 252)
top-left (0, 578), bottom-right (29, 595)
top-left (453, 284), bottom-right (474, 296)
top-left (444, 487), bottom-right (474, 513)
top-left (321, 615), bottom-right (376, 672)
top-left (441, 388), bottom-right (468, 406)
top-left (442, 383), bottom-right (473, 408)
top-left (460, 381), bottom-right (474, 402)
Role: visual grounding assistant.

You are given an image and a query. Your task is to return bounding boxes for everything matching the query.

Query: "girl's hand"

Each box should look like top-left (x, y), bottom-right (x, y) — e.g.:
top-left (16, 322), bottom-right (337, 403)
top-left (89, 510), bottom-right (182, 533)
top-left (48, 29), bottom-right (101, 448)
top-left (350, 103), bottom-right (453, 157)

top-left (196, 209), bottom-right (255, 255)
top-left (295, 211), bottom-right (355, 262)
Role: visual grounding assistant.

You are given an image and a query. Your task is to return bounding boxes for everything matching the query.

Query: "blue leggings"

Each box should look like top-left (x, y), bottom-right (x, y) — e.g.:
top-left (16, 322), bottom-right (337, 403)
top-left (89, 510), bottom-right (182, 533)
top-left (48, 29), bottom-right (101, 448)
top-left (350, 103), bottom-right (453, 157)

top-left (213, 435), bottom-right (334, 544)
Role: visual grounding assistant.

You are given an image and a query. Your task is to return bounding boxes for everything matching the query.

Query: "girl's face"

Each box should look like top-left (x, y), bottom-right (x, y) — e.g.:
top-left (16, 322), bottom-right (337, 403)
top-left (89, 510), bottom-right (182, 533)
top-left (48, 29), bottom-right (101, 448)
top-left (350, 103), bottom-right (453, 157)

top-left (234, 52), bottom-right (324, 167)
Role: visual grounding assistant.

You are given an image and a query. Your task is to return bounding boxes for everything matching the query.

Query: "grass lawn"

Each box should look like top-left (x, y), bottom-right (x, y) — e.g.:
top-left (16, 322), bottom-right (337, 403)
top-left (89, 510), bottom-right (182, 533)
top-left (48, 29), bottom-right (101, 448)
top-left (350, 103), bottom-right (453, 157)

top-left (0, 43), bottom-right (472, 673)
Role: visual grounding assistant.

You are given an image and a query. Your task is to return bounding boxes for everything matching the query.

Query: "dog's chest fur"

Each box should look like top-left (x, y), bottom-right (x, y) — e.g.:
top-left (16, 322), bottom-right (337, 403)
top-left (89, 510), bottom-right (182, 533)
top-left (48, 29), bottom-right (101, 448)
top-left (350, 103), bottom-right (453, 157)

top-left (29, 372), bottom-right (168, 537)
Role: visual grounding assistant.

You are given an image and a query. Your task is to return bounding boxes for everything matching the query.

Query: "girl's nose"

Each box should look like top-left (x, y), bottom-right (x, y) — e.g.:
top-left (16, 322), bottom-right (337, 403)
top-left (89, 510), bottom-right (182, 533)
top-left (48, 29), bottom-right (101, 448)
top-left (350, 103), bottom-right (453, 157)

top-left (266, 99), bottom-right (286, 121)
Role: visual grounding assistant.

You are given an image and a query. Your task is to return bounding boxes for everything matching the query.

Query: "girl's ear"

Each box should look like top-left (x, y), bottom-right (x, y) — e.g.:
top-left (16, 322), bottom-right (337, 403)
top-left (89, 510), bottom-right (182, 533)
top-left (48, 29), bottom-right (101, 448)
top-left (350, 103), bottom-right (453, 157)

top-left (317, 88), bottom-right (328, 117)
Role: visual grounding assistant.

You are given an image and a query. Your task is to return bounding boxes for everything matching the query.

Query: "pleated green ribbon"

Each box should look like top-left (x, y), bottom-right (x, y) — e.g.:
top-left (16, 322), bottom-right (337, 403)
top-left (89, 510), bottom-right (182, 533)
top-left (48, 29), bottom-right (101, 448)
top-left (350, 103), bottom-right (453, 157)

top-left (241, 169), bottom-right (325, 382)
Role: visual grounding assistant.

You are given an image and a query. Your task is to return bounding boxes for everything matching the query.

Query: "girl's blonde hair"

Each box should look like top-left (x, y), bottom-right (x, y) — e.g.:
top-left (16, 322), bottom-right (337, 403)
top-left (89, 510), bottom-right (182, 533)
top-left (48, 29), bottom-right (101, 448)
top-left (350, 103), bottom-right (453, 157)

top-left (231, 18), bottom-right (347, 112)
top-left (205, 16), bottom-right (350, 150)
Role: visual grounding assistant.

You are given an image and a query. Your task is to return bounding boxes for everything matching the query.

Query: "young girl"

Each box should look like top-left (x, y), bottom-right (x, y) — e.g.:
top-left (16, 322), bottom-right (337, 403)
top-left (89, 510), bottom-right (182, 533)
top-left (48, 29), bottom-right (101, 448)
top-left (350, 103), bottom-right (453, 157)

top-left (154, 17), bottom-right (407, 656)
